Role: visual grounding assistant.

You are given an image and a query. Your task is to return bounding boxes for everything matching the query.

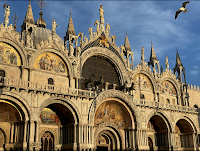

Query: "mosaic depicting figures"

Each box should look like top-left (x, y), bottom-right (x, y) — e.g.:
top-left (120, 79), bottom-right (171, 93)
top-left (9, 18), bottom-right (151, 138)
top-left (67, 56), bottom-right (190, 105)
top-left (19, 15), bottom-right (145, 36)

top-left (40, 108), bottom-right (61, 125)
top-left (0, 42), bottom-right (21, 66)
top-left (34, 52), bottom-right (67, 74)
top-left (94, 101), bottom-right (127, 127)
top-left (133, 73), bottom-right (153, 91)
top-left (0, 101), bottom-right (21, 122)
top-left (161, 81), bottom-right (176, 95)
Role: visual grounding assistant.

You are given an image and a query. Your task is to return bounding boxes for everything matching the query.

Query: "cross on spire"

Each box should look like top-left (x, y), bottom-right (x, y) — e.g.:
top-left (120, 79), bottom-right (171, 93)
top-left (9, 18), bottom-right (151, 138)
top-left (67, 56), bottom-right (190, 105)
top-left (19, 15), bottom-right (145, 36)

top-left (36, 0), bottom-right (47, 11)
top-left (151, 39), bottom-right (153, 45)
top-left (176, 47), bottom-right (178, 52)
top-left (12, 11), bottom-right (19, 30)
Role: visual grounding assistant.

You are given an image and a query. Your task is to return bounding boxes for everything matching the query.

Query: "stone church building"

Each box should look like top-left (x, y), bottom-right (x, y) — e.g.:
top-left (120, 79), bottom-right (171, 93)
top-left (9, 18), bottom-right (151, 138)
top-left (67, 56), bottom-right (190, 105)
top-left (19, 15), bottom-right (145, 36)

top-left (0, 1), bottom-right (200, 151)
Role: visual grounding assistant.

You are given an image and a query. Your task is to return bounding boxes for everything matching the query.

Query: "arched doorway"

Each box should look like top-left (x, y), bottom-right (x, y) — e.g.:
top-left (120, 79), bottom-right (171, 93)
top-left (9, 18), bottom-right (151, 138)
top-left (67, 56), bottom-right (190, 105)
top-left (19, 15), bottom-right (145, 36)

top-left (0, 129), bottom-right (5, 151)
top-left (175, 119), bottom-right (195, 150)
top-left (148, 137), bottom-right (153, 151)
top-left (94, 99), bottom-right (135, 150)
top-left (41, 131), bottom-right (54, 151)
top-left (40, 103), bottom-right (75, 151)
top-left (147, 115), bottom-right (169, 150)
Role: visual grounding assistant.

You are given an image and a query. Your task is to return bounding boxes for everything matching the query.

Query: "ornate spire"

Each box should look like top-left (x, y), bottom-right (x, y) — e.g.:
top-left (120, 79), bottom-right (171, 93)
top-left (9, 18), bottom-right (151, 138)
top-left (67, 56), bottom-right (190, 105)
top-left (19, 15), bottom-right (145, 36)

top-left (124, 31), bottom-right (131, 52)
top-left (175, 48), bottom-right (183, 67)
top-left (23, 0), bottom-right (34, 24)
top-left (65, 10), bottom-right (76, 40)
top-left (149, 39), bottom-right (157, 62)
top-left (36, 0), bottom-right (47, 28)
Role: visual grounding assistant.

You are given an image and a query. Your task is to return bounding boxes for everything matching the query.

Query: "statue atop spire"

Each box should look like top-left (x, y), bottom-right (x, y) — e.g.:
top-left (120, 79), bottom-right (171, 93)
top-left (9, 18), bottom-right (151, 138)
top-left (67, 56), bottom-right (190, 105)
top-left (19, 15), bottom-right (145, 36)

top-left (99, 5), bottom-right (105, 31)
top-left (4, 4), bottom-right (10, 28)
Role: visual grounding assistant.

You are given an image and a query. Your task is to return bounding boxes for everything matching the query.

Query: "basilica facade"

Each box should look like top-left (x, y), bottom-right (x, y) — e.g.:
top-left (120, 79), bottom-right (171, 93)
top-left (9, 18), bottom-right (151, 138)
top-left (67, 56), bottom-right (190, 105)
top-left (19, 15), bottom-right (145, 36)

top-left (0, 1), bottom-right (200, 151)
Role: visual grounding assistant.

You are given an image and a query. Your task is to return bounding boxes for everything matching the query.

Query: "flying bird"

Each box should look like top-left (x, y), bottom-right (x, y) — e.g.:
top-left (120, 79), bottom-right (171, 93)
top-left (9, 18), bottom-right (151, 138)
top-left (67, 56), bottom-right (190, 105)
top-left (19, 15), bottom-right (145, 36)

top-left (175, 1), bottom-right (190, 19)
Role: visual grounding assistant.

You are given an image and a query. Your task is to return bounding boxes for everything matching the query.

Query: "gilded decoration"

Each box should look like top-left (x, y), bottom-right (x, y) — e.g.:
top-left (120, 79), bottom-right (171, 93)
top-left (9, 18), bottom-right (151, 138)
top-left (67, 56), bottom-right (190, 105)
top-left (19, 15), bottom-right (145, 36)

top-left (34, 52), bottom-right (67, 74)
top-left (133, 73), bottom-right (153, 91)
top-left (40, 108), bottom-right (61, 125)
top-left (94, 101), bottom-right (127, 127)
top-left (161, 81), bottom-right (176, 95)
top-left (0, 101), bottom-right (22, 122)
top-left (0, 42), bottom-right (21, 65)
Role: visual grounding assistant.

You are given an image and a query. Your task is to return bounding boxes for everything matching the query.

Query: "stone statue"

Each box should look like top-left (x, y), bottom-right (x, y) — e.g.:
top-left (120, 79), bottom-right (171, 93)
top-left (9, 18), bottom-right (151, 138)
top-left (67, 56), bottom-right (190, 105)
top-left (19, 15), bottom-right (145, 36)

top-left (4, 5), bottom-right (10, 28)
top-left (88, 27), bottom-right (93, 40)
top-left (26, 33), bottom-right (31, 47)
top-left (141, 47), bottom-right (145, 63)
top-left (105, 23), bottom-right (110, 33)
top-left (52, 18), bottom-right (57, 33)
top-left (94, 20), bottom-right (99, 30)
top-left (165, 56), bottom-right (169, 70)
top-left (111, 35), bottom-right (116, 44)
top-left (99, 5), bottom-right (104, 20)
top-left (69, 41), bottom-right (74, 57)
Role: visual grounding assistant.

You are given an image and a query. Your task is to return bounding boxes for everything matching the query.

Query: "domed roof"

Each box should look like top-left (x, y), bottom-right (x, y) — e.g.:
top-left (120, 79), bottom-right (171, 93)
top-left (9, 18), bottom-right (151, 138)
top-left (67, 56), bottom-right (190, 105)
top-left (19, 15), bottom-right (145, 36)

top-left (36, 10), bottom-right (46, 28)
top-left (35, 27), bottom-right (64, 45)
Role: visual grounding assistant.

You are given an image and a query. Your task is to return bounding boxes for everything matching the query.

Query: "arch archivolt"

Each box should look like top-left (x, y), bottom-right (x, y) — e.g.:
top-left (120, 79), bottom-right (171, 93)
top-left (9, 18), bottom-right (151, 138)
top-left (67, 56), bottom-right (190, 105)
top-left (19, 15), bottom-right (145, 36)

top-left (88, 90), bottom-right (140, 128)
top-left (146, 110), bottom-right (172, 132)
top-left (39, 97), bottom-right (81, 124)
top-left (0, 38), bottom-right (27, 66)
top-left (79, 47), bottom-right (127, 85)
top-left (0, 93), bottom-right (31, 121)
top-left (0, 122), bottom-right (10, 144)
top-left (173, 115), bottom-right (197, 133)
top-left (30, 48), bottom-right (72, 78)
top-left (94, 124), bottom-right (124, 149)
top-left (160, 77), bottom-right (180, 96)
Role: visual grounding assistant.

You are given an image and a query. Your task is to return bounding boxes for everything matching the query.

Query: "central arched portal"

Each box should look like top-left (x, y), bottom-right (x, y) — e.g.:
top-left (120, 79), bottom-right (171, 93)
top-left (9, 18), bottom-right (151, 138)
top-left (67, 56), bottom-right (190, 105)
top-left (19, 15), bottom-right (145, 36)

top-left (94, 99), bottom-right (136, 150)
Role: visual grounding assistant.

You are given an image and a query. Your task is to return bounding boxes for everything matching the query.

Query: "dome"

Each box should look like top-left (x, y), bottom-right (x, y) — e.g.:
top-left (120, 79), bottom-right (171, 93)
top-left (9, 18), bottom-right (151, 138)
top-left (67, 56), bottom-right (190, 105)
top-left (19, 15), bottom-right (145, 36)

top-left (35, 11), bottom-right (46, 28)
top-left (35, 27), bottom-right (64, 45)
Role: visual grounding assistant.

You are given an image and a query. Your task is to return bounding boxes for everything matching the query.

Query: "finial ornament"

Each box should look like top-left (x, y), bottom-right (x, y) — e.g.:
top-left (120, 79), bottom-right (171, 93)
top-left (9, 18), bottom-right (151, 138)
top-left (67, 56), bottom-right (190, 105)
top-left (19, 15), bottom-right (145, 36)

top-left (151, 39), bottom-right (153, 45)
top-left (36, 0), bottom-right (47, 11)
top-left (12, 11), bottom-right (19, 30)
top-left (70, 9), bottom-right (71, 15)
top-left (165, 55), bottom-right (169, 70)
top-left (4, 4), bottom-right (10, 28)
top-left (176, 47), bottom-right (178, 52)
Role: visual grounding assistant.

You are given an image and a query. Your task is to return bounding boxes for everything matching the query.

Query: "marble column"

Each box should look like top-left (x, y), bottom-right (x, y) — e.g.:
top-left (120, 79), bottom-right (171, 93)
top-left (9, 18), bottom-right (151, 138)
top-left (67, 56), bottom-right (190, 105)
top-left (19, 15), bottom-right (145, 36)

top-left (23, 121), bottom-right (27, 143)
top-left (74, 124), bottom-right (77, 143)
top-left (14, 123), bottom-right (18, 143)
top-left (29, 120), bottom-right (35, 143)
top-left (10, 122), bottom-right (14, 143)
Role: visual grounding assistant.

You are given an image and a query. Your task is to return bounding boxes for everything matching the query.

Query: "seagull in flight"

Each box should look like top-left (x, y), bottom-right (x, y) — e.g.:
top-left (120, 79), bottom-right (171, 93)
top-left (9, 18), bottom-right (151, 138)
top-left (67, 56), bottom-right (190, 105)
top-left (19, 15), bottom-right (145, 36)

top-left (175, 1), bottom-right (190, 19)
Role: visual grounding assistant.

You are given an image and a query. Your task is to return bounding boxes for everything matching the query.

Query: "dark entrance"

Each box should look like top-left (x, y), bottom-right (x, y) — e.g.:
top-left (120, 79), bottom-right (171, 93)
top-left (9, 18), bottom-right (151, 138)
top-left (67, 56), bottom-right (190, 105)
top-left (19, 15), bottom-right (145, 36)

top-left (148, 137), bottom-right (154, 151)
top-left (97, 146), bottom-right (108, 151)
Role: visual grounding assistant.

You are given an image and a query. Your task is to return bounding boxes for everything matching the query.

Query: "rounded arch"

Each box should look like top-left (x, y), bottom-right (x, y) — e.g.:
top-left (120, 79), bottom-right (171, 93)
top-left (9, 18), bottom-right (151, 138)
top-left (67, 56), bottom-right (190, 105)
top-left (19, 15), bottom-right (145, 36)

top-left (160, 77), bottom-right (180, 97)
top-left (94, 124), bottom-right (124, 150)
top-left (39, 97), bottom-right (81, 124)
top-left (79, 47), bottom-right (127, 85)
top-left (0, 39), bottom-right (27, 66)
top-left (30, 49), bottom-right (73, 78)
top-left (88, 90), bottom-right (140, 129)
top-left (132, 70), bottom-right (156, 92)
top-left (146, 111), bottom-right (172, 132)
top-left (173, 115), bottom-right (197, 133)
top-left (0, 92), bottom-right (32, 121)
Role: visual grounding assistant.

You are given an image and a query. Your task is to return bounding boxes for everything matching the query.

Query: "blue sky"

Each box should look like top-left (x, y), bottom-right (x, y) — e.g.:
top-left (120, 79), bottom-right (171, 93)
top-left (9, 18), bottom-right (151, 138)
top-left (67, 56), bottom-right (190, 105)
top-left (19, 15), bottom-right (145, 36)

top-left (0, 0), bottom-right (199, 87)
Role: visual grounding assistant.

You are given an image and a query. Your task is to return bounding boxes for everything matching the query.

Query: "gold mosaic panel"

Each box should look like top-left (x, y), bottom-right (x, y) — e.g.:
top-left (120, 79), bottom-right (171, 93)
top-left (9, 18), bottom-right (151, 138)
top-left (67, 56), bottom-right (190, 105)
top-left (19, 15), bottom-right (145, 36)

top-left (161, 81), bottom-right (176, 95)
top-left (40, 108), bottom-right (61, 125)
top-left (133, 73), bottom-right (153, 91)
top-left (94, 101), bottom-right (127, 127)
top-left (34, 52), bottom-right (67, 74)
top-left (0, 42), bottom-right (21, 65)
top-left (0, 101), bottom-right (22, 122)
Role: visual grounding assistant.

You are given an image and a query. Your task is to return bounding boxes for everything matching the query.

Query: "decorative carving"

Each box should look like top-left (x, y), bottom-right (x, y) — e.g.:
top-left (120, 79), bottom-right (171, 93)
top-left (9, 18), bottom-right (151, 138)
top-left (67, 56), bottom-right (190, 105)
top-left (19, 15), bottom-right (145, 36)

top-left (141, 47), bottom-right (145, 64)
top-left (111, 35), bottom-right (116, 44)
top-left (84, 35), bottom-right (88, 46)
top-left (0, 23), bottom-right (4, 31)
top-left (88, 27), bottom-right (93, 41)
top-left (7, 24), bottom-right (13, 33)
top-left (105, 23), bottom-right (110, 36)
top-left (94, 20), bottom-right (100, 34)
